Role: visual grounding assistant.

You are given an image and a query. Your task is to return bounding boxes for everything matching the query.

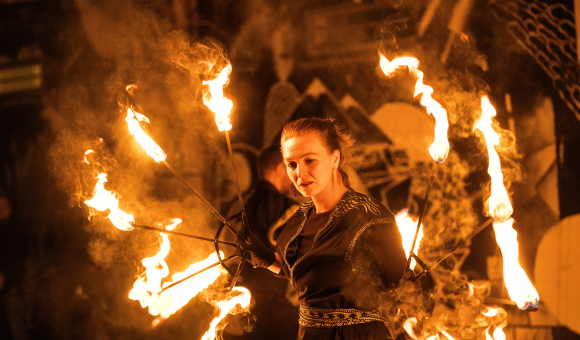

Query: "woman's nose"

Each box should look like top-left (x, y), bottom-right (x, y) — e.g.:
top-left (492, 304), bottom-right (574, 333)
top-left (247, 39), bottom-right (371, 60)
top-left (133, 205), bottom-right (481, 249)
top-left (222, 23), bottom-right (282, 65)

top-left (296, 164), bottom-right (305, 178)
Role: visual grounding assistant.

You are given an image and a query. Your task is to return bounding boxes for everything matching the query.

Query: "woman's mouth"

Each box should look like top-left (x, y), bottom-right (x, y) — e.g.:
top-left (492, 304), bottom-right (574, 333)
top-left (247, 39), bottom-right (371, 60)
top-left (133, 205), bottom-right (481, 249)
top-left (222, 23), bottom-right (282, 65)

top-left (299, 182), bottom-right (313, 188)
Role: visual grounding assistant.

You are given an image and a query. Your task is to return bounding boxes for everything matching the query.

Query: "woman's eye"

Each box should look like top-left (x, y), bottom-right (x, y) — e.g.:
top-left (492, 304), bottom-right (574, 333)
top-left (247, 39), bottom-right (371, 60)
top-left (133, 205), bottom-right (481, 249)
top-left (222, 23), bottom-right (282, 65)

top-left (287, 162), bottom-right (297, 169)
top-left (305, 159), bottom-right (315, 164)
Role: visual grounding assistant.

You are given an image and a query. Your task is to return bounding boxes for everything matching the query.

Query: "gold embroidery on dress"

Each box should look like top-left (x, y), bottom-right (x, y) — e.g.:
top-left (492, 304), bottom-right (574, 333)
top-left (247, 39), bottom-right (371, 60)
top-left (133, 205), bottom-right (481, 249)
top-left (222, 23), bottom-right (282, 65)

top-left (299, 304), bottom-right (389, 328)
top-left (333, 191), bottom-right (382, 218)
top-left (344, 218), bottom-right (391, 267)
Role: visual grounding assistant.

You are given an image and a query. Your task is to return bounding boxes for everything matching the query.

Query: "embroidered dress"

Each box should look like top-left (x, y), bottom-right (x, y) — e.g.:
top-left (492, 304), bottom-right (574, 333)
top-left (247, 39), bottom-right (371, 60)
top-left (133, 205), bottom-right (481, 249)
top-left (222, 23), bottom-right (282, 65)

top-left (275, 190), bottom-right (407, 340)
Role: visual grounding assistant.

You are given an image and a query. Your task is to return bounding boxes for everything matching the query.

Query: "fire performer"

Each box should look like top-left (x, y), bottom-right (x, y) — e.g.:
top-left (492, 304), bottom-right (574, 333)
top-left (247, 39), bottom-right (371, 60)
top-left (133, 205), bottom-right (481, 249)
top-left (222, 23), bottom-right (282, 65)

top-left (240, 118), bottom-right (407, 340)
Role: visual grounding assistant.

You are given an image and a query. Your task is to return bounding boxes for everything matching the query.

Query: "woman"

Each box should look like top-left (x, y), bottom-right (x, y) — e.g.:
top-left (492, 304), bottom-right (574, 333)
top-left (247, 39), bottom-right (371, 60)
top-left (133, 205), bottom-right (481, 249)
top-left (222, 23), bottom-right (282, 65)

top-left (241, 118), bottom-right (407, 340)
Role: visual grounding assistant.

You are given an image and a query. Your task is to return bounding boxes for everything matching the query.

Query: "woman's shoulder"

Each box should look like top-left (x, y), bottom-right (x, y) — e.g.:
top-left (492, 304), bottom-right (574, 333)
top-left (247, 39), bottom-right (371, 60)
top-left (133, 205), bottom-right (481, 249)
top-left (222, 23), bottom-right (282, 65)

top-left (332, 190), bottom-right (393, 221)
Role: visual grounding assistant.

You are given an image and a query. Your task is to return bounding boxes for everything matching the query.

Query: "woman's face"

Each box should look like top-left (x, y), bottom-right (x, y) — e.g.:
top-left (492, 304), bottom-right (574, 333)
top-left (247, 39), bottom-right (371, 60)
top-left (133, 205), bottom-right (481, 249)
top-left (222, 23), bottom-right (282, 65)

top-left (281, 132), bottom-right (339, 199)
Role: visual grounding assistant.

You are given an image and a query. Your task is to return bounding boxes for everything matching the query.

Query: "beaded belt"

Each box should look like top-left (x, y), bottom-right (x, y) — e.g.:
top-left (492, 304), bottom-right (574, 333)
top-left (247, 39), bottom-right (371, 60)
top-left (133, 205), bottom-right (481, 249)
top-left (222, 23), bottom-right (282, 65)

top-left (299, 304), bottom-right (389, 328)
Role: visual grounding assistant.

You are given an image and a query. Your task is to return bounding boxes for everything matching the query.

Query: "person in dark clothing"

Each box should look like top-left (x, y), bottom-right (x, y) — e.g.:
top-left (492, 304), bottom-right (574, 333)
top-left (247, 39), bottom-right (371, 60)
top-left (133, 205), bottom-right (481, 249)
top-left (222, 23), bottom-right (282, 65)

top-left (224, 147), bottom-right (300, 340)
top-left (240, 118), bottom-right (407, 340)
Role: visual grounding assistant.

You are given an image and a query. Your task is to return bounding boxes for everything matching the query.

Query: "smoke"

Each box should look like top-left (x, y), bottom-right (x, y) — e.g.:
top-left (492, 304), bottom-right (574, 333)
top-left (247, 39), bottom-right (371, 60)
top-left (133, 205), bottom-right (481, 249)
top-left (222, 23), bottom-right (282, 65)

top-left (41, 0), bottom-right (244, 337)
top-left (372, 1), bottom-right (526, 338)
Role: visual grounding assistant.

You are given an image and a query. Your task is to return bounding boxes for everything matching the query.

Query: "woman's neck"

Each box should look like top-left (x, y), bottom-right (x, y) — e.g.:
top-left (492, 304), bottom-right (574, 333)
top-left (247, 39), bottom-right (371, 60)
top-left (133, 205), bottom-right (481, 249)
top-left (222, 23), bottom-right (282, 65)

top-left (312, 183), bottom-right (348, 213)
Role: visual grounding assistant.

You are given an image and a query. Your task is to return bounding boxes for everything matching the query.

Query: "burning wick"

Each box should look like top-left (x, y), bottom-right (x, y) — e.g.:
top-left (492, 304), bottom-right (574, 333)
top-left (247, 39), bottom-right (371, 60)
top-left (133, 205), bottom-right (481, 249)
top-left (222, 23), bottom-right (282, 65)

top-left (379, 53), bottom-right (450, 163)
top-left (202, 64), bottom-right (233, 132)
top-left (125, 108), bottom-right (167, 163)
top-left (493, 218), bottom-right (540, 311)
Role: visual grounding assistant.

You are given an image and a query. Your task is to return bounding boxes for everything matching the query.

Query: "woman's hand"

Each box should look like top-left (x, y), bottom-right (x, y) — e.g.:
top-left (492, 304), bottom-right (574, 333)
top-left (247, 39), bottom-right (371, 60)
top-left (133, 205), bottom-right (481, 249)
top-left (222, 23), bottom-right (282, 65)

top-left (237, 233), bottom-right (276, 269)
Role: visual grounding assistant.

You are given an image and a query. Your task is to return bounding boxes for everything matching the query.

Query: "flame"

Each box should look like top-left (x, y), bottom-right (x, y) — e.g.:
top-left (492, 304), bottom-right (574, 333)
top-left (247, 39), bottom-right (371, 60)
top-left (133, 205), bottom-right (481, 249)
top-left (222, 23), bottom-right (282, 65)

top-left (129, 252), bottom-right (228, 320)
top-left (493, 218), bottom-right (540, 310)
top-left (482, 307), bottom-right (507, 340)
top-left (126, 107), bottom-right (167, 163)
top-left (202, 64), bottom-right (233, 132)
top-left (379, 53), bottom-right (450, 162)
top-left (474, 96), bottom-right (513, 222)
top-left (395, 211), bottom-right (424, 270)
top-left (128, 219), bottom-right (182, 308)
top-left (202, 287), bottom-right (251, 340)
top-left (403, 317), bottom-right (419, 340)
top-left (84, 150), bottom-right (93, 164)
top-left (84, 173), bottom-right (134, 231)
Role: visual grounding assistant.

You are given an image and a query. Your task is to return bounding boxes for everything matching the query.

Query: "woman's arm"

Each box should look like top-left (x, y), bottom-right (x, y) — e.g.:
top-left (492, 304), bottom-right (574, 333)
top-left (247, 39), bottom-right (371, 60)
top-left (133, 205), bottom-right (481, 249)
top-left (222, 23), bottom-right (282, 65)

top-left (350, 219), bottom-right (407, 285)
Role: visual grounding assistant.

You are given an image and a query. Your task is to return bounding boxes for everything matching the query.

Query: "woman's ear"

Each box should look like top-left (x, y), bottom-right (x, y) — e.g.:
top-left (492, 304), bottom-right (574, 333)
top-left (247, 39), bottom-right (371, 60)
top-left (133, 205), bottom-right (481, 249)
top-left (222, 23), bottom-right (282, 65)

top-left (332, 150), bottom-right (340, 168)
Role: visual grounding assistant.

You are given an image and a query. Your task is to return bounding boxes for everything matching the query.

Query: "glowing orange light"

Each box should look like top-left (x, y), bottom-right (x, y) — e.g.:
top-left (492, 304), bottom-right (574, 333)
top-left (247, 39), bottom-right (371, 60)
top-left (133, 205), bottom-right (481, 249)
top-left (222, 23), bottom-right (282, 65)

top-left (128, 219), bottom-right (182, 308)
top-left (126, 107), bottom-right (167, 163)
top-left (482, 307), bottom-right (507, 340)
top-left (129, 251), bottom-right (227, 321)
top-left (202, 287), bottom-right (251, 340)
top-left (395, 211), bottom-right (424, 270)
top-left (474, 96), bottom-right (513, 222)
top-left (493, 218), bottom-right (540, 310)
top-left (84, 173), bottom-right (135, 231)
top-left (379, 53), bottom-right (450, 163)
top-left (202, 64), bottom-right (233, 132)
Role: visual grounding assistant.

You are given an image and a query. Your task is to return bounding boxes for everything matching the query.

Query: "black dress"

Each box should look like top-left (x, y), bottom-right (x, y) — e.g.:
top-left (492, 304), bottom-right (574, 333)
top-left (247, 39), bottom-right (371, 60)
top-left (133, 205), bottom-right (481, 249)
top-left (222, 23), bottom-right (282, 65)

top-left (275, 190), bottom-right (407, 340)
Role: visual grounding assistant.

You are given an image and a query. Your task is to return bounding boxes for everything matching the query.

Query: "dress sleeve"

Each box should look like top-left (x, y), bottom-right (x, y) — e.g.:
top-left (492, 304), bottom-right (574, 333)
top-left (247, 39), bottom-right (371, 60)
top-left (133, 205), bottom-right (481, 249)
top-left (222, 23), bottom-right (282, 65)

top-left (274, 240), bottom-right (290, 279)
top-left (349, 218), bottom-right (408, 287)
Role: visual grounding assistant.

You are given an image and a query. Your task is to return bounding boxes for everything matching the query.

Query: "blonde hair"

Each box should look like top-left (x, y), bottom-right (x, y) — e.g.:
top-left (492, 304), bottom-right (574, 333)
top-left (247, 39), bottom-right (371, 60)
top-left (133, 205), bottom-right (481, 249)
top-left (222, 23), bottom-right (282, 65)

top-left (281, 118), bottom-right (355, 188)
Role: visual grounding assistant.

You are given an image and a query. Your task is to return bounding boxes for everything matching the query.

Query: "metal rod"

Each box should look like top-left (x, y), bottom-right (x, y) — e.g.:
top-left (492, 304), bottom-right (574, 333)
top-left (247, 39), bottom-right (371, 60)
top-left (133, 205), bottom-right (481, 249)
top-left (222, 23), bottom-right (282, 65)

top-left (132, 224), bottom-right (238, 247)
top-left (160, 253), bottom-right (239, 293)
top-left (484, 298), bottom-right (517, 306)
top-left (161, 160), bottom-right (240, 237)
top-left (483, 297), bottom-right (538, 312)
top-left (228, 253), bottom-right (248, 293)
top-left (226, 212), bottom-right (242, 222)
top-left (403, 169), bottom-right (436, 275)
top-left (224, 130), bottom-right (250, 290)
top-left (224, 131), bottom-right (250, 239)
top-left (410, 217), bottom-right (494, 282)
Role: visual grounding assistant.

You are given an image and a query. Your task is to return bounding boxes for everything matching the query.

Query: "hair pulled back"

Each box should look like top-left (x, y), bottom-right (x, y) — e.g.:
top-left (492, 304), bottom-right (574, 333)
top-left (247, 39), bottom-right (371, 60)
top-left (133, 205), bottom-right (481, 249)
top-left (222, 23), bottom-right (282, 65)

top-left (281, 117), bottom-right (355, 188)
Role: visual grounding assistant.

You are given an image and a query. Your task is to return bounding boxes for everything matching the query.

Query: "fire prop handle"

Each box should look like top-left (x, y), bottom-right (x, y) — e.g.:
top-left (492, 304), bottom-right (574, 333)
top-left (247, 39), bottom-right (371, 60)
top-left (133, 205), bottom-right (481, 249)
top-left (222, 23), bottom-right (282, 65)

top-left (409, 217), bottom-right (494, 282)
top-left (161, 157), bottom-right (250, 293)
top-left (161, 160), bottom-right (241, 238)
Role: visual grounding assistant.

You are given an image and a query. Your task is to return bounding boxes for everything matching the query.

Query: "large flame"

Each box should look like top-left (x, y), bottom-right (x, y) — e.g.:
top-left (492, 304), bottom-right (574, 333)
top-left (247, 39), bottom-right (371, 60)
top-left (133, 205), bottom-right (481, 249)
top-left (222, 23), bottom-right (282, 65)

top-left (128, 219), bottom-right (182, 308)
top-left (84, 173), bottom-right (135, 231)
top-left (202, 287), bottom-right (251, 340)
top-left (493, 218), bottom-right (540, 310)
top-left (473, 96), bottom-right (513, 222)
top-left (202, 64), bottom-right (233, 132)
top-left (126, 107), bottom-right (167, 163)
top-left (379, 53), bottom-right (450, 162)
top-left (129, 251), bottom-right (228, 320)
top-left (395, 211), bottom-right (424, 270)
